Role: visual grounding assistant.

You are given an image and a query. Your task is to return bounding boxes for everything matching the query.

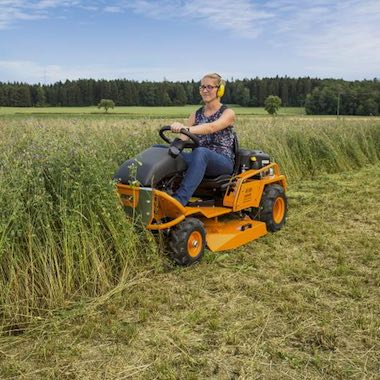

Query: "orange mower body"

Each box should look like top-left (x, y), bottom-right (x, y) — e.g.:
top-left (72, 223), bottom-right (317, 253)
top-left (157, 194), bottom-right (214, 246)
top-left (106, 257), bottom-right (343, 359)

top-left (116, 139), bottom-right (287, 266)
top-left (114, 126), bottom-right (288, 265)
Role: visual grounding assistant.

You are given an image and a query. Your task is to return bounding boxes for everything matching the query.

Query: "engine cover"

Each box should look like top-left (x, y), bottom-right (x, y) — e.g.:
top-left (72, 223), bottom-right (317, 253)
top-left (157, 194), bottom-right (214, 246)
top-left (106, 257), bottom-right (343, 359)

top-left (113, 146), bottom-right (187, 187)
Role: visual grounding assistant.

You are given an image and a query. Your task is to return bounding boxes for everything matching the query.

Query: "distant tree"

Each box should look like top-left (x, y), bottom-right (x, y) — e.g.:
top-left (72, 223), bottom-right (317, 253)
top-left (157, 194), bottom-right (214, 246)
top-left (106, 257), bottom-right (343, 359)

top-left (78, 79), bottom-right (95, 106)
top-left (183, 82), bottom-right (195, 104)
top-left (235, 83), bottom-right (251, 106)
top-left (305, 86), bottom-right (338, 115)
top-left (14, 85), bottom-right (32, 107)
top-left (97, 99), bottom-right (115, 113)
top-left (58, 83), bottom-right (68, 106)
top-left (169, 83), bottom-right (187, 105)
top-left (140, 83), bottom-right (156, 106)
top-left (97, 80), bottom-right (112, 100)
top-left (279, 78), bottom-right (289, 106)
top-left (264, 95), bottom-right (282, 115)
top-left (119, 81), bottom-right (139, 105)
top-left (110, 81), bottom-right (119, 104)
top-left (66, 80), bottom-right (81, 106)
top-left (155, 86), bottom-right (172, 106)
top-left (356, 97), bottom-right (378, 116)
top-left (0, 85), bottom-right (6, 105)
top-left (35, 86), bottom-right (46, 106)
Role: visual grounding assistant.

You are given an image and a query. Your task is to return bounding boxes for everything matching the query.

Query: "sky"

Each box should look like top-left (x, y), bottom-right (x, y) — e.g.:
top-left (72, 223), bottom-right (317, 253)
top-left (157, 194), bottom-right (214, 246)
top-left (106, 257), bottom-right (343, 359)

top-left (0, 0), bottom-right (379, 84)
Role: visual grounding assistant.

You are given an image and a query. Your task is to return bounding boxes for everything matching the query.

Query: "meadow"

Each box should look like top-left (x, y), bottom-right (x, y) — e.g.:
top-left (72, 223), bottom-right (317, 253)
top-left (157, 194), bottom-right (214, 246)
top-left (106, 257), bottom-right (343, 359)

top-left (0, 108), bottom-right (379, 379)
top-left (0, 105), bottom-right (304, 118)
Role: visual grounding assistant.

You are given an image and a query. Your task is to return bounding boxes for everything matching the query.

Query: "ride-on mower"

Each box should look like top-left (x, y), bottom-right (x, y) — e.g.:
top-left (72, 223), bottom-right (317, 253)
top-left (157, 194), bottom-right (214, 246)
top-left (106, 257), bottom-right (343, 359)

top-left (114, 126), bottom-right (287, 265)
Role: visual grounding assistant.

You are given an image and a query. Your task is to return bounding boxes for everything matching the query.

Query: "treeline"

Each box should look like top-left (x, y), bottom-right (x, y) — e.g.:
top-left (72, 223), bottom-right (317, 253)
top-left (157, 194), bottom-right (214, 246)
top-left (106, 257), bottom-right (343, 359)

top-left (0, 77), bottom-right (319, 107)
top-left (305, 80), bottom-right (380, 116)
top-left (0, 77), bottom-right (379, 115)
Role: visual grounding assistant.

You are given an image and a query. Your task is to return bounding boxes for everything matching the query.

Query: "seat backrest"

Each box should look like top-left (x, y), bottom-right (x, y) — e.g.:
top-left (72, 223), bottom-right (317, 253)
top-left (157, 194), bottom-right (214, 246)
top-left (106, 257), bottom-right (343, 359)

top-left (232, 132), bottom-right (240, 174)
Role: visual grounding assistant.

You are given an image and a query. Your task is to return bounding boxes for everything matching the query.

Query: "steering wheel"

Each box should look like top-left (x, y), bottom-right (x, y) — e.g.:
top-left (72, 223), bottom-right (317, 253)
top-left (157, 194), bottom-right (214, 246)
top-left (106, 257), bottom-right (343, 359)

top-left (159, 126), bottom-right (200, 147)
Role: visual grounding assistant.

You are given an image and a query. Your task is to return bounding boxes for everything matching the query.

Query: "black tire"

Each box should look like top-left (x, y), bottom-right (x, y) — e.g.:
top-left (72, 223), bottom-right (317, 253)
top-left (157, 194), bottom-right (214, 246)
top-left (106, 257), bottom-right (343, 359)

top-left (168, 218), bottom-right (206, 266)
top-left (257, 184), bottom-right (287, 232)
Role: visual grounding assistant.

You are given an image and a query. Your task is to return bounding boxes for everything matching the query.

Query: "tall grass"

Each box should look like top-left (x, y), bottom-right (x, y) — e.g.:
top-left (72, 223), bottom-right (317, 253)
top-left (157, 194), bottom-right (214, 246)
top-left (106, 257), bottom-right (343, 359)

top-left (238, 116), bottom-right (380, 179)
top-left (0, 119), bottom-right (161, 331)
top-left (1, 116), bottom-right (379, 330)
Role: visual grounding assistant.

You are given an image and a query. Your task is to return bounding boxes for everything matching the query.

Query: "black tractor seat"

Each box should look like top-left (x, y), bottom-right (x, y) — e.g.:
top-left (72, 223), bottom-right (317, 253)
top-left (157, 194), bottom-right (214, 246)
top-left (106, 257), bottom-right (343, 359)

top-left (194, 174), bottom-right (235, 197)
top-left (194, 132), bottom-right (240, 197)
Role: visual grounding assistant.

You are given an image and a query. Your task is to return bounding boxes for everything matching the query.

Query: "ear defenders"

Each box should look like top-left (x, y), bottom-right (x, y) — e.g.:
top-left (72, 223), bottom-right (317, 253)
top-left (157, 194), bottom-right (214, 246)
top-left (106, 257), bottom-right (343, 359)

top-left (217, 83), bottom-right (225, 98)
top-left (213, 73), bottom-right (225, 98)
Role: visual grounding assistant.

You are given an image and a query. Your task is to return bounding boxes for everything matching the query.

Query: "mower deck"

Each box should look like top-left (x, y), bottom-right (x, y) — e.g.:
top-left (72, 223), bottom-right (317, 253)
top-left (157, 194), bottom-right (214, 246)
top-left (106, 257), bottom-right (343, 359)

top-left (201, 216), bottom-right (267, 251)
top-left (117, 183), bottom-right (268, 252)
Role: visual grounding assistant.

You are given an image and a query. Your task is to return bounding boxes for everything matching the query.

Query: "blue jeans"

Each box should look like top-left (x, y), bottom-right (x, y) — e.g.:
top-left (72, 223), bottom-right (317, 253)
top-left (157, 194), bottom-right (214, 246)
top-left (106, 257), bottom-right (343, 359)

top-left (173, 147), bottom-right (234, 206)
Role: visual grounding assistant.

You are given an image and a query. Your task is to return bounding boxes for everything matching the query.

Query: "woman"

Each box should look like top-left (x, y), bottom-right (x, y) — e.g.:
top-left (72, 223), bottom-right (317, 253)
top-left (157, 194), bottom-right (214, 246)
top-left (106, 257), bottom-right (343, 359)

top-left (170, 73), bottom-right (236, 206)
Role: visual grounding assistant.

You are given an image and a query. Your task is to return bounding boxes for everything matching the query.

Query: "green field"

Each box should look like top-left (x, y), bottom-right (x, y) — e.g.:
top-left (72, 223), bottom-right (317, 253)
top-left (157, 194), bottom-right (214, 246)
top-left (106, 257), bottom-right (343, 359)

top-left (0, 112), bottom-right (379, 379)
top-left (0, 105), bottom-right (305, 118)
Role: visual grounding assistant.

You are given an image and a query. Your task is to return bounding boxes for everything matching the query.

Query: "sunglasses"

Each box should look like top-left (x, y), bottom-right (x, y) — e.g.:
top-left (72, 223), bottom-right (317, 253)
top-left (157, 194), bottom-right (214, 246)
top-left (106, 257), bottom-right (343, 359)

top-left (199, 85), bottom-right (218, 92)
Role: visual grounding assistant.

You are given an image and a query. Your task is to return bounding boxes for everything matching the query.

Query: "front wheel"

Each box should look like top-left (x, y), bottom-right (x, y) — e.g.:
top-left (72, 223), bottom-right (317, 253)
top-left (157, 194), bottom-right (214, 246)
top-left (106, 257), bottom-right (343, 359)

top-left (254, 184), bottom-right (287, 232)
top-left (168, 218), bottom-right (206, 266)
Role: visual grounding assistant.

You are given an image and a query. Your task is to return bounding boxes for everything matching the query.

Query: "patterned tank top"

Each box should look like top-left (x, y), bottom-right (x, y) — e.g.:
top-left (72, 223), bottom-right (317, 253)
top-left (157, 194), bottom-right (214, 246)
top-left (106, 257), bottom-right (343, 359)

top-left (194, 105), bottom-right (235, 162)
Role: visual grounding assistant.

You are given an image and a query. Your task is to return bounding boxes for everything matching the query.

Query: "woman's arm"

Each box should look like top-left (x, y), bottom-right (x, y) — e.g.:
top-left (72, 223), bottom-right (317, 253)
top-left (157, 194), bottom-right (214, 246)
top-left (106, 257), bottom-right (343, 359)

top-left (189, 109), bottom-right (235, 135)
top-left (171, 109), bottom-right (235, 135)
top-left (170, 112), bottom-right (196, 140)
top-left (187, 112), bottom-right (196, 127)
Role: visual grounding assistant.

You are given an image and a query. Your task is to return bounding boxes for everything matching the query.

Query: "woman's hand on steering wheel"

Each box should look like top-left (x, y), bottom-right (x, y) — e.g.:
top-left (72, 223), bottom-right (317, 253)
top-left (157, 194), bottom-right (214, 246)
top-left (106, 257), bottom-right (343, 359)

top-left (159, 126), bottom-right (200, 147)
top-left (170, 122), bottom-right (186, 133)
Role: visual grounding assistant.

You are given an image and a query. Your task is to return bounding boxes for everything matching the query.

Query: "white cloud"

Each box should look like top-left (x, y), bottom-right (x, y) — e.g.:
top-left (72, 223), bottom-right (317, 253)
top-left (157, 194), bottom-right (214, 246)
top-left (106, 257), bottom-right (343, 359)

top-left (124, 0), bottom-right (273, 38)
top-left (1, 1), bottom-right (379, 80)
top-left (0, 0), bottom-right (95, 29)
top-left (104, 6), bottom-right (123, 13)
top-left (184, 0), bottom-right (273, 38)
top-left (0, 1), bottom-right (46, 29)
top-left (265, 0), bottom-right (380, 78)
top-left (31, 0), bottom-right (69, 10)
top-left (121, 0), bottom-right (380, 77)
top-left (0, 59), bottom-right (194, 83)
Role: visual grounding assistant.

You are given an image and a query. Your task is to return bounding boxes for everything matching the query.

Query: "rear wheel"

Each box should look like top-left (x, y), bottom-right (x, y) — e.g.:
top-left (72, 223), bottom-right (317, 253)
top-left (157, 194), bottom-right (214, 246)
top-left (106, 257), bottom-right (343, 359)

top-left (168, 218), bottom-right (206, 266)
top-left (255, 184), bottom-right (287, 232)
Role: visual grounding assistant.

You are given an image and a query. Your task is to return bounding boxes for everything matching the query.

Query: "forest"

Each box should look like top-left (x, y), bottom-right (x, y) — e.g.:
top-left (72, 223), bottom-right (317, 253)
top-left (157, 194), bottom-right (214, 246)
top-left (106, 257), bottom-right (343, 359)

top-left (0, 76), bottom-right (379, 115)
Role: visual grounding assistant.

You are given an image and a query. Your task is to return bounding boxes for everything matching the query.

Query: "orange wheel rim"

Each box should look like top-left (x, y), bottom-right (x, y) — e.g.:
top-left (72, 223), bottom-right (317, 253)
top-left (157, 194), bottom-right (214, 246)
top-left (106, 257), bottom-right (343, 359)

top-left (273, 197), bottom-right (285, 224)
top-left (187, 231), bottom-right (203, 258)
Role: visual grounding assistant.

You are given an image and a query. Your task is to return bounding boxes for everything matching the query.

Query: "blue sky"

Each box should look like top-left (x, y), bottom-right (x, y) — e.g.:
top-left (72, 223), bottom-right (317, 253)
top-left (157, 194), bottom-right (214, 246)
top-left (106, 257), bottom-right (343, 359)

top-left (0, 0), bottom-right (379, 84)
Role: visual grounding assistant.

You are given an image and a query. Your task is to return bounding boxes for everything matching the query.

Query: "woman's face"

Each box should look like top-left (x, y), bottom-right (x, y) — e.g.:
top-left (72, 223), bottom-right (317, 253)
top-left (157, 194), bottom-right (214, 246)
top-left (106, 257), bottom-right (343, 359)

top-left (199, 77), bottom-right (219, 102)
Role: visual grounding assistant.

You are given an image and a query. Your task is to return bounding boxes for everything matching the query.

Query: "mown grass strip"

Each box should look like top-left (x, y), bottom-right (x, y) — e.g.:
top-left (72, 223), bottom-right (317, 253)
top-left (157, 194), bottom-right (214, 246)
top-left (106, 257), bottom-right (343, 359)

top-left (0, 165), bottom-right (378, 379)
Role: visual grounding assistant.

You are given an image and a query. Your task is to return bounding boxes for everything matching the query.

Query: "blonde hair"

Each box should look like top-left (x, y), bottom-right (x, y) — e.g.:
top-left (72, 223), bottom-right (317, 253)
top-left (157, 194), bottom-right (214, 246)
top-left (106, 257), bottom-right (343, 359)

top-left (202, 73), bottom-right (225, 87)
